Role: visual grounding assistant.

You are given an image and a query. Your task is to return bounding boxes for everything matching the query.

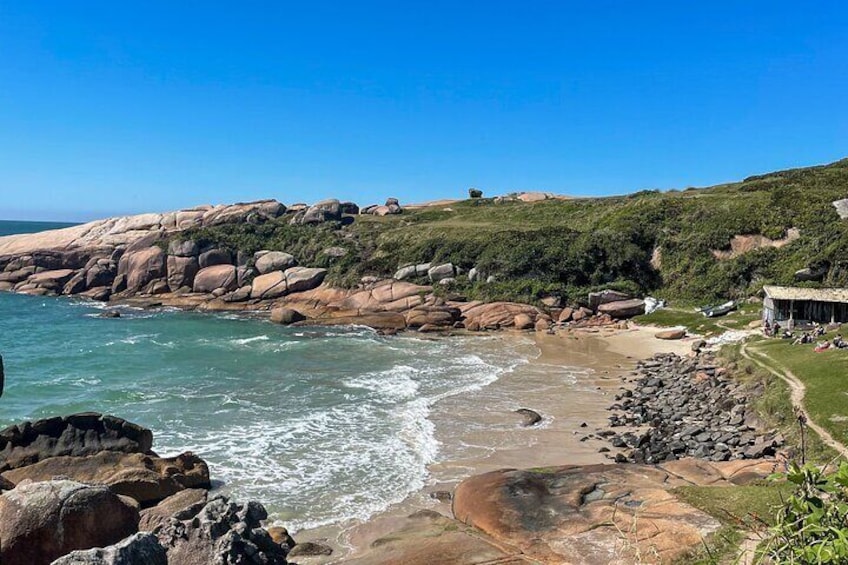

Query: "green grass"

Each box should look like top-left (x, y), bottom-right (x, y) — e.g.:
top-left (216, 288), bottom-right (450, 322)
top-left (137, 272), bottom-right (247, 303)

top-left (672, 483), bottom-right (794, 564)
top-left (634, 303), bottom-right (761, 336)
top-left (721, 342), bottom-right (836, 465)
top-left (749, 329), bottom-right (848, 449)
top-left (672, 483), bottom-right (794, 528)
top-left (171, 158), bottom-right (848, 305)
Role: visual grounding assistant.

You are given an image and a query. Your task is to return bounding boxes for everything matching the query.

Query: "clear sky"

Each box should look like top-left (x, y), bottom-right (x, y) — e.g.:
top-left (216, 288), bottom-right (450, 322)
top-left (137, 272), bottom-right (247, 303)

top-left (0, 1), bottom-right (846, 221)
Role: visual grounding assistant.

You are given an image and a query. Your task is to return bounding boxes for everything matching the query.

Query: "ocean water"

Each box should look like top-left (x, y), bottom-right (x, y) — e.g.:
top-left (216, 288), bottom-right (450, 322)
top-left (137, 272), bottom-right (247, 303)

top-left (0, 219), bottom-right (78, 236)
top-left (0, 291), bottom-right (533, 531)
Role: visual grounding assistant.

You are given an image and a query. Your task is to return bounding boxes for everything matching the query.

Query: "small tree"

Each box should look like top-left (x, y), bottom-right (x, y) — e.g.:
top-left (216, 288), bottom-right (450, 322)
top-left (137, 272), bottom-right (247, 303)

top-left (468, 188), bottom-right (483, 198)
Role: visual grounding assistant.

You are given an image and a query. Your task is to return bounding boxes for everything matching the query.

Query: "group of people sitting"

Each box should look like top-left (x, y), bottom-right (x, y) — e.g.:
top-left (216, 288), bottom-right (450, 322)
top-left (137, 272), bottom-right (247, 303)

top-left (763, 321), bottom-right (845, 349)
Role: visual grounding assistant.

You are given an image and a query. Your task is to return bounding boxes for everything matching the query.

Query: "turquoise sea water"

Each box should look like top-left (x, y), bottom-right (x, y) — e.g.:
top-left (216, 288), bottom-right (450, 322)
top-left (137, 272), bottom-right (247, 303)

top-left (0, 219), bottom-right (78, 236)
top-left (0, 290), bottom-right (530, 531)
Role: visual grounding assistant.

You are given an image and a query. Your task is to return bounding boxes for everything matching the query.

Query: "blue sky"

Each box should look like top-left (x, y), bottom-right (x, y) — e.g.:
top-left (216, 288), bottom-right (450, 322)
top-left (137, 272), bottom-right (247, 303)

top-left (0, 2), bottom-right (846, 221)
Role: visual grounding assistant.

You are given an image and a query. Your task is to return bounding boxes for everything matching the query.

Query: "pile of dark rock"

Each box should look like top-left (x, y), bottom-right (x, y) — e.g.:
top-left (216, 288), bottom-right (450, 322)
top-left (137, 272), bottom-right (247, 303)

top-left (604, 352), bottom-right (784, 464)
top-left (0, 413), bottom-right (295, 565)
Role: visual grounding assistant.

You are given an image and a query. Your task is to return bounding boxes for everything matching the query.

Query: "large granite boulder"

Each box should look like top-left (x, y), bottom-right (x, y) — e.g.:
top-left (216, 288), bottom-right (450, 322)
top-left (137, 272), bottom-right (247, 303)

top-left (50, 532), bottom-right (167, 565)
top-left (2, 451), bottom-right (210, 506)
top-left (597, 298), bottom-right (645, 319)
top-left (167, 256), bottom-right (200, 291)
top-left (285, 266), bottom-right (327, 293)
top-left (404, 306), bottom-right (460, 328)
top-left (192, 265), bottom-right (238, 294)
top-left (167, 239), bottom-right (199, 257)
top-left (0, 479), bottom-right (139, 565)
top-left (300, 199), bottom-right (342, 224)
top-left (250, 271), bottom-right (288, 300)
top-left (0, 413), bottom-right (153, 472)
top-left (254, 251), bottom-right (296, 274)
top-left (155, 495), bottom-right (288, 565)
top-left (121, 247), bottom-right (166, 293)
top-left (198, 248), bottom-right (232, 269)
top-left (588, 289), bottom-right (632, 310)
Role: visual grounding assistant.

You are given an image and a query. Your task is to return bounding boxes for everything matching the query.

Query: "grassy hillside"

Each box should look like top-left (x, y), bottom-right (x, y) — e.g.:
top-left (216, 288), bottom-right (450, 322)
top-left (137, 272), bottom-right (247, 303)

top-left (176, 158), bottom-right (848, 305)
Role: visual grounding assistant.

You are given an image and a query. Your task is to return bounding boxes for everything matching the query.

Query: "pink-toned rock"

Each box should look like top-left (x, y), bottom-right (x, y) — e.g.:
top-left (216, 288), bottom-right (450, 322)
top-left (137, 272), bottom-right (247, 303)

top-left (0, 479), bottom-right (139, 565)
top-left (655, 328), bottom-right (686, 340)
top-left (598, 299), bottom-right (645, 319)
top-left (192, 265), bottom-right (237, 293)
top-left (123, 247), bottom-right (166, 292)
top-left (513, 313), bottom-right (534, 330)
top-left (250, 271), bottom-right (287, 299)
top-left (284, 266), bottom-right (327, 293)
top-left (558, 307), bottom-right (574, 323)
top-left (167, 255), bottom-right (199, 291)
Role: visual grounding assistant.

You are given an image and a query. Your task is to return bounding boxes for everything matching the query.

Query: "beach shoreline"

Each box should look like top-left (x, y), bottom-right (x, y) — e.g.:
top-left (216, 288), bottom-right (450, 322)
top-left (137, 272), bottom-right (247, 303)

top-left (288, 325), bottom-right (695, 563)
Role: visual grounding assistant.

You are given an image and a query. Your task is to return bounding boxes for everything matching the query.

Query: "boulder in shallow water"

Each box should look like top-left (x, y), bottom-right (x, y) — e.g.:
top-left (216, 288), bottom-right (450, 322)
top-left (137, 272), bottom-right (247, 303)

top-left (0, 479), bottom-right (139, 565)
top-left (270, 307), bottom-right (306, 325)
top-left (515, 408), bottom-right (542, 426)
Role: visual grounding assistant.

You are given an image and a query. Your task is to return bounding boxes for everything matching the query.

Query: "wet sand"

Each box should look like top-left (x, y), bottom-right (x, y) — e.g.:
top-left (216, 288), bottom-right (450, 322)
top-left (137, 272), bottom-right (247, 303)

top-left (289, 325), bottom-right (693, 563)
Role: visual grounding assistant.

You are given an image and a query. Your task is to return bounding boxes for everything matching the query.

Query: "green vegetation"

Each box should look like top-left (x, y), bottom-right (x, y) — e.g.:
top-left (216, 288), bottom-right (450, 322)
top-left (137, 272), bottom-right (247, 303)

top-left (634, 302), bottom-right (761, 336)
top-left (722, 342), bottom-right (836, 464)
top-left (748, 332), bottom-right (848, 448)
top-left (673, 483), bottom-right (794, 529)
top-left (173, 158), bottom-right (848, 305)
top-left (757, 462), bottom-right (848, 563)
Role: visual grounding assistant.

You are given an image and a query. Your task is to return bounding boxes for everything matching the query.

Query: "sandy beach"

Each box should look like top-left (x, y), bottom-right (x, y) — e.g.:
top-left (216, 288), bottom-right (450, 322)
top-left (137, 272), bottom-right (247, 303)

top-left (290, 324), bottom-right (694, 563)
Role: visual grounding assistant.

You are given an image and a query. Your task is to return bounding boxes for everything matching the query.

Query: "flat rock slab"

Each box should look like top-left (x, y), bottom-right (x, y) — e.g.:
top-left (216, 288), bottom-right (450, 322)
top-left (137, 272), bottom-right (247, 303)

top-left (345, 509), bottom-right (530, 565)
top-left (452, 460), bottom-right (774, 565)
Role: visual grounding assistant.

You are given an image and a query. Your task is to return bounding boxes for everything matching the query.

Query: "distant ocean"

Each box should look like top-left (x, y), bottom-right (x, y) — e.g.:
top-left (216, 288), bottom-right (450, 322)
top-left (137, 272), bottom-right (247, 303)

top-left (0, 219), bottom-right (78, 237)
top-left (0, 216), bottom-right (537, 532)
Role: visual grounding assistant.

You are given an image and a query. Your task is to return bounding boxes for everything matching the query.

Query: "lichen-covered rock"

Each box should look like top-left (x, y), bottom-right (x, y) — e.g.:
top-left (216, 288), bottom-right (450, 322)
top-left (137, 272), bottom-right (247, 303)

top-left (50, 532), bottom-right (167, 565)
top-left (155, 495), bottom-right (288, 565)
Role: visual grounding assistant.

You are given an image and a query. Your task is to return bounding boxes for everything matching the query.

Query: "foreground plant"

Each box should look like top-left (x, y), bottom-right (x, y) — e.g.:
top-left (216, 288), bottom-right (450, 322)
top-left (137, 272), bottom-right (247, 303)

top-left (756, 461), bottom-right (848, 563)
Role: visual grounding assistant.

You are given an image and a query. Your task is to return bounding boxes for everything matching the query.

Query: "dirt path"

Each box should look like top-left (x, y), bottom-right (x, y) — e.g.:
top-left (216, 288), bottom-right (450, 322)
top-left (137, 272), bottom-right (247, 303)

top-left (740, 342), bottom-right (848, 459)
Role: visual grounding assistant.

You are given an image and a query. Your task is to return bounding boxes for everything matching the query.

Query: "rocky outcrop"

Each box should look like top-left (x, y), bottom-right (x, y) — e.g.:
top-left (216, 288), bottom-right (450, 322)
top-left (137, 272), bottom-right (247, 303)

top-left (457, 301), bottom-right (551, 331)
top-left (155, 495), bottom-right (288, 565)
top-left (120, 246), bottom-right (166, 293)
top-left (139, 489), bottom-right (208, 532)
top-left (361, 198), bottom-right (403, 216)
top-left (0, 479), bottom-right (139, 565)
top-left (51, 532), bottom-right (167, 565)
top-left (597, 299), bottom-right (645, 319)
top-left (452, 459), bottom-right (775, 565)
top-left (0, 413), bottom-right (153, 472)
top-left (0, 414), bottom-right (209, 506)
top-left (167, 255), bottom-right (199, 291)
top-left (604, 353), bottom-right (785, 464)
top-left (294, 199), bottom-right (342, 225)
top-left (3, 451), bottom-right (210, 506)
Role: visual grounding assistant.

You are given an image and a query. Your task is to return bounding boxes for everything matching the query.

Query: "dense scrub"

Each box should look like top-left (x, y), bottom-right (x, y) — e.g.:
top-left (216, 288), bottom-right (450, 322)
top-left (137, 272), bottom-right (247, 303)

top-left (175, 158), bottom-right (848, 304)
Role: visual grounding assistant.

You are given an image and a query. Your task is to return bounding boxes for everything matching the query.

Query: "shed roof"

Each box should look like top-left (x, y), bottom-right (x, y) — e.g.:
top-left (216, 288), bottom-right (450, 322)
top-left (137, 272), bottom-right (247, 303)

top-left (763, 285), bottom-right (848, 303)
